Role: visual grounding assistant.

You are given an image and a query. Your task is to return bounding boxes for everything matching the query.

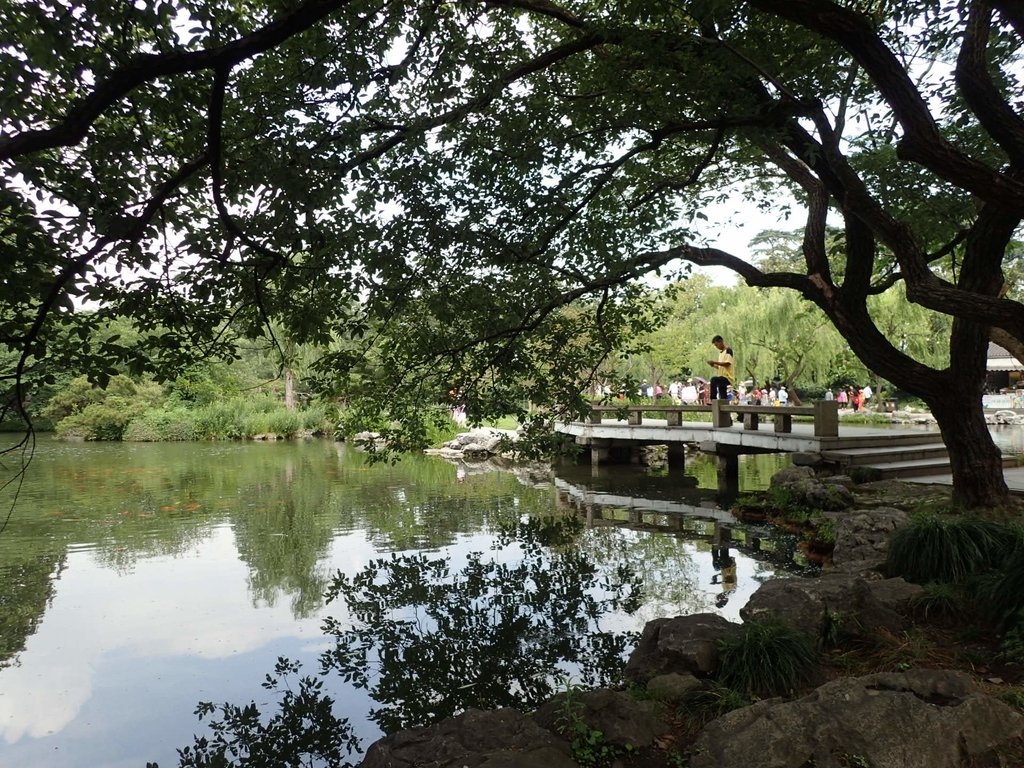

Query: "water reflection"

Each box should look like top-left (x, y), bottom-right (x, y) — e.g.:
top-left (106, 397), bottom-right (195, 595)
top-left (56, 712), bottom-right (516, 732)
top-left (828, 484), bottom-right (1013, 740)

top-left (551, 465), bottom-right (811, 624)
top-left (319, 516), bottom-right (639, 735)
top-left (0, 438), bottom-right (809, 768)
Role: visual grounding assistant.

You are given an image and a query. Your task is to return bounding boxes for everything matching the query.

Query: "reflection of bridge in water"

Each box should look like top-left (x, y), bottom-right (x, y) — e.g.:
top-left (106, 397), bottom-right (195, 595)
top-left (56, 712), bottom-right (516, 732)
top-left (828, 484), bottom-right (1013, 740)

top-left (552, 472), bottom-right (815, 576)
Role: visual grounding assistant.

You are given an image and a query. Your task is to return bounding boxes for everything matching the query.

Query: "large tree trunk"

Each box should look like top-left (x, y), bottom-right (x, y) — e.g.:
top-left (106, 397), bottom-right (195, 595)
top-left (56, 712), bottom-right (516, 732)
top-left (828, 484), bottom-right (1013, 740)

top-left (928, 392), bottom-right (1008, 508)
top-left (925, 312), bottom-right (1008, 508)
top-left (816, 292), bottom-right (1010, 509)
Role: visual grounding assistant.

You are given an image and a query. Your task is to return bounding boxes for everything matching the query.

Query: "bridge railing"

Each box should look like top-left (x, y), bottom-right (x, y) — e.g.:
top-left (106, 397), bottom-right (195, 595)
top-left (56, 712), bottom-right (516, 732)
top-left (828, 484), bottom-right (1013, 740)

top-left (586, 400), bottom-right (840, 437)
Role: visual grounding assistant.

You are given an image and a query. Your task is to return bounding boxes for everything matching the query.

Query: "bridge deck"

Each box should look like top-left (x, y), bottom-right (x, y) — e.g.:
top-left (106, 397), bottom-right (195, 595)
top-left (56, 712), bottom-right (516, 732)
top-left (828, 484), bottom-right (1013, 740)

top-left (557, 418), bottom-right (940, 454)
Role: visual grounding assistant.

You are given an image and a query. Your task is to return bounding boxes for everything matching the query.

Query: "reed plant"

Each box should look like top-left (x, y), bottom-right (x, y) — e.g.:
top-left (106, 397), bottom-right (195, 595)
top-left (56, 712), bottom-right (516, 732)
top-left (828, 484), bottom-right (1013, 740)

top-left (717, 614), bottom-right (818, 698)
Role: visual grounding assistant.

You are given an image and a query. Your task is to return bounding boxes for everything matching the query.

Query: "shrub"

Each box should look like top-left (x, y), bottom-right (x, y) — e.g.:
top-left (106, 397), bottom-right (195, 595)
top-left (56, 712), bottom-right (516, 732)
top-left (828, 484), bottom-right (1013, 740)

top-left (717, 614), bottom-right (818, 698)
top-left (192, 396), bottom-right (279, 439)
top-left (123, 408), bottom-right (198, 441)
top-left (885, 514), bottom-right (1017, 584)
top-left (55, 397), bottom-right (141, 440)
top-left (848, 466), bottom-right (882, 484)
top-left (999, 615), bottom-right (1024, 664)
top-left (425, 412), bottom-right (462, 447)
top-left (261, 408), bottom-right (303, 438)
top-left (999, 688), bottom-right (1024, 710)
top-left (301, 403), bottom-right (336, 434)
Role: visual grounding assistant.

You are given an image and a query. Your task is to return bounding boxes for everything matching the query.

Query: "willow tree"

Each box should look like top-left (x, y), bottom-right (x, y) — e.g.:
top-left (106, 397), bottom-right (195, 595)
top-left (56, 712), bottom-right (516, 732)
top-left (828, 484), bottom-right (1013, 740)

top-left (2, 0), bottom-right (1023, 506)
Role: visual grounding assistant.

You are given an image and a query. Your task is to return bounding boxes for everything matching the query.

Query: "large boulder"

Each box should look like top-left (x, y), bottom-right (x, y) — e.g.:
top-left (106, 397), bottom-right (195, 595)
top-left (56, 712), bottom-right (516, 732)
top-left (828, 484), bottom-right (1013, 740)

top-left (532, 688), bottom-right (671, 749)
top-left (689, 669), bottom-right (1024, 768)
top-left (623, 613), bottom-right (738, 683)
top-left (770, 467), bottom-right (855, 511)
top-left (359, 708), bottom-right (575, 768)
top-left (445, 428), bottom-right (519, 455)
top-left (827, 506), bottom-right (910, 574)
top-left (740, 573), bottom-right (920, 641)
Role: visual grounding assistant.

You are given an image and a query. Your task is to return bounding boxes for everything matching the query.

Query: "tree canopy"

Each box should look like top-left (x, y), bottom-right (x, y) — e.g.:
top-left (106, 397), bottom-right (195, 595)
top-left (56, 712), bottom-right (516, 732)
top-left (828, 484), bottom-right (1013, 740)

top-left (3, 0), bottom-right (1024, 505)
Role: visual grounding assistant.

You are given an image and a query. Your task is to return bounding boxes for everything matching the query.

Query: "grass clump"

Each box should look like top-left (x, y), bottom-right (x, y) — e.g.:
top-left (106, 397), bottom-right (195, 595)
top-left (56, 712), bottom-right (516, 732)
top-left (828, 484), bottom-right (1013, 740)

top-left (555, 689), bottom-right (631, 768)
top-left (679, 682), bottom-right (750, 722)
top-left (910, 582), bottom-right (965, 623)
top-left (884, 513), bottom-right (1018, 585)
top-left (977, 545), bottom-right (1024, 630)
top-left (717, 614), bottom-right (818, 698)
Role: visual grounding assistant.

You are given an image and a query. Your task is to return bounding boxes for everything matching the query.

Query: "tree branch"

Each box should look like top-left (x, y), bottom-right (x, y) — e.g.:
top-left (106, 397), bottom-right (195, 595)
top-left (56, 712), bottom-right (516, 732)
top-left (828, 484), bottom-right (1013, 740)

top-left (0, 0), bottom-right (359, 161)
top-left (957, 0), bottom-right (1024, 167)
top-left (748, 0), bottom-right (1024, 212)
top-left (992, 0), bottom-right (1024, 41)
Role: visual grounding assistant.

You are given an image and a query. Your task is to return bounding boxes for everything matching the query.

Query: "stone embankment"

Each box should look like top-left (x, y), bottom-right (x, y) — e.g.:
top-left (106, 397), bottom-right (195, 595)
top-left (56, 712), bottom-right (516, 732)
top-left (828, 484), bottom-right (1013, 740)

top-left (355, 468), bottom-right (1024, 768)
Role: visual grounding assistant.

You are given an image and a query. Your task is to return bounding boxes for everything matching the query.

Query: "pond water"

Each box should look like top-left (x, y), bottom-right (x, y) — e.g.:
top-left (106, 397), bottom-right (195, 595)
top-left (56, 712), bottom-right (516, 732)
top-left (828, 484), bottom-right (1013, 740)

top-left (0, 437), bottom-right (812, 768)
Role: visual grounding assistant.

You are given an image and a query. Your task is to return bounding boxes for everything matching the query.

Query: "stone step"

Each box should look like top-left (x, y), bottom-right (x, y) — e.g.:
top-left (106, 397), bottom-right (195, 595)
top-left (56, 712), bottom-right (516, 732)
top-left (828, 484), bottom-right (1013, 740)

top-left (821, 443), bottom-right (949, 466)
top-left (863, 454), bottom-right (1018, 480)
top-left (817, 433), bottom-right (945, 450)
top-left (867, 457), bottom-right (956, 479)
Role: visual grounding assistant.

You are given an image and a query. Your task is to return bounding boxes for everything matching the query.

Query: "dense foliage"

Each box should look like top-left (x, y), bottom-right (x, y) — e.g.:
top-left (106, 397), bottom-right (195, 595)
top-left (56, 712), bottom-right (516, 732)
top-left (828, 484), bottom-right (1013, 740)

top-left (3, 0), bottom-right (1024, 505)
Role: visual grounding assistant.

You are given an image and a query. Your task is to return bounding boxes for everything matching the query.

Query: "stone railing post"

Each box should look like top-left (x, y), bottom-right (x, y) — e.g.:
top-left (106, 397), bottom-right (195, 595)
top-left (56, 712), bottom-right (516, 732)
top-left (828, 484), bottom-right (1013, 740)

top-left (813, 400), bottom-right (839, 437)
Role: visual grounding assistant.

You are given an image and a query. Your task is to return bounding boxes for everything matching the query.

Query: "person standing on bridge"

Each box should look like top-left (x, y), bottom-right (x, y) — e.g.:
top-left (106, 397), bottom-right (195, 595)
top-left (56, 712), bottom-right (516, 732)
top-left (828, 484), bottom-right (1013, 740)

top-left (707, 335), bottom-right (735, 401)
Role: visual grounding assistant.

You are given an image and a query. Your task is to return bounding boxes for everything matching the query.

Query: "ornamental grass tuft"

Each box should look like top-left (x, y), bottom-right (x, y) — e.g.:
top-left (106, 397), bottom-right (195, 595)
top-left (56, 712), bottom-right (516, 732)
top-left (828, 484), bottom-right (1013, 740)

top-left (977, 544), bottom-right (1024, 630)
top-left (884, 514), bottom-right (1019, 585)
top-left (717, 614), bottom-right (818, 698)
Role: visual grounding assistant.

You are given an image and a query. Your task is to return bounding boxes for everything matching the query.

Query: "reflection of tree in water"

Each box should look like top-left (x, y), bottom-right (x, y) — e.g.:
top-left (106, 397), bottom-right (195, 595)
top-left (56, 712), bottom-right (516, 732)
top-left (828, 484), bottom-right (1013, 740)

top-left (684, 452), bottom-right (791, 493)
top-left (319, 517), bottom-right (641, 734)
top-left (231, 458), bottom-right (335, 618)
top-left (327, 451), bottom-right (556, 553)
top-left (572, 525), bottom-right (705, 619)
top-left (0, 553), bottom-right (64, 668)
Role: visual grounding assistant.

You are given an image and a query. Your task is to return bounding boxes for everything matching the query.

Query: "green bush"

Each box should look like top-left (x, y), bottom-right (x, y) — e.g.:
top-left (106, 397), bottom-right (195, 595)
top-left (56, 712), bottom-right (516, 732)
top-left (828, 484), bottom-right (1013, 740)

top-left (848, 466), bottom-right (883, 484)
top-left (123, 408), bottom-right (198, 441)
top-left (260, 408), bottom-right (303, 438)
top-left (301, 403), bottom-right (336, 434)
top-left (885, 514), bottom-right (1018, 584)
top-left (192, 395), bottom-right (280, 439)
top-left (717, 614), bottom-right (818, 698)
top-left (49, 376), bottom-right (163, 440)
top-left (679, 682), bottom-right (750, 724)
top-left (425, 412), bottom-right (462, 447)
top-left (55, 397), bottom-right (141, 440)
top-left (192, 400), bottom-right (250, 439)
top-left (191, 395), bottom-right (315, 439)
top-left (999, 613), bottom-right (1024, 664)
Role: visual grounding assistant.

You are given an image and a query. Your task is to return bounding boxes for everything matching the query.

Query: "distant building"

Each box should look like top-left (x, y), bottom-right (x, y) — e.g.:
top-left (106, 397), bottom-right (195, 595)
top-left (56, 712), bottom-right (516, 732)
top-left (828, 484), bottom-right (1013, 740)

top-left (986, 342), bottom-right (1023, 394)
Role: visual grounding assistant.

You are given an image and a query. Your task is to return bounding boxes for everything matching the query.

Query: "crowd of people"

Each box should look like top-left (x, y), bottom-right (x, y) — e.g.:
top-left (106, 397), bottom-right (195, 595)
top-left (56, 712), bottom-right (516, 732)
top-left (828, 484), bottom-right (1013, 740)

top-left (824, 385), bottom-right (873, 411)
top-left (592, 335), bottom-right (877, 410)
